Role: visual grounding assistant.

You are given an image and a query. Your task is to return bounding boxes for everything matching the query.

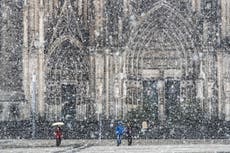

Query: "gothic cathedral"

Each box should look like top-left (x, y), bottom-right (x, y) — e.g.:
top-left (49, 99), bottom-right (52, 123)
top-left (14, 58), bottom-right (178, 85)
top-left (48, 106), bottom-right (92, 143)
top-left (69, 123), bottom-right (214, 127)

top-left (0, 0), bottom-right (230, 124)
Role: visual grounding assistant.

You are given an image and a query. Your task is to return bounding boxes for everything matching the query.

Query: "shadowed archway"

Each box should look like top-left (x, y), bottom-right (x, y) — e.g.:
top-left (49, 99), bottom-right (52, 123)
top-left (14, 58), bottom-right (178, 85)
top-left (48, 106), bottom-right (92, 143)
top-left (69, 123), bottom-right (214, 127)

top-left (124, 1), bottom-right (200, 123)
top-left (45, 39), bottom-right (91, 121)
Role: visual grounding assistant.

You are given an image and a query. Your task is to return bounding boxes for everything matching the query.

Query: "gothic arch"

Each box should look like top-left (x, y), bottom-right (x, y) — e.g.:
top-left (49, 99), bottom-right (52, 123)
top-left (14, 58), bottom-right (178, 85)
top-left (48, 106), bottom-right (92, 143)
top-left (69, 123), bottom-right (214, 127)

top-left (122, 1), bottom-right (201, 121)
top-left (45, 37), bottom-right (90, 121)
top-left (125, 1), bottom-right (200, 77)
top-left (45, 35), bottom-right (84, 67)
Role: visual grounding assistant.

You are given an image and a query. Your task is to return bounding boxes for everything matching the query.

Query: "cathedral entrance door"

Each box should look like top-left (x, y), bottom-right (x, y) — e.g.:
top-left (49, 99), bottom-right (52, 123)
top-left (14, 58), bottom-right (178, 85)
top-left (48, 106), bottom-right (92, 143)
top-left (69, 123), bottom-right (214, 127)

top-left (165, 79), bottom-right (181, 124)
top-left (61, 84), bottom-right (76, 121)
top-left (143, 80), bottom-right (158, 121)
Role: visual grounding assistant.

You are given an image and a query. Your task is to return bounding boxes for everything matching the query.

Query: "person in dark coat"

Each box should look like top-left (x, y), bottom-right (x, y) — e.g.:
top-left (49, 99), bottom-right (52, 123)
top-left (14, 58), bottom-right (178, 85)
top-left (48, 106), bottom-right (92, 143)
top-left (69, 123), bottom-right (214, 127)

top-left (126, 123), bottom-right (132, 145)
top-left (115, 121), bottom-right (124, 146)
top-left (54, 126), bottom-right (63, 146)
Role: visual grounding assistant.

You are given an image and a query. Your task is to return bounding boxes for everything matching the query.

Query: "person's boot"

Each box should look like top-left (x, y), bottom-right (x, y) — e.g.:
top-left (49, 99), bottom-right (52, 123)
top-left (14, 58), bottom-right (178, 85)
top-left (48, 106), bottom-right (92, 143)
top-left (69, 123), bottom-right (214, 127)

top-left (117, 139), bottom-right (121, 146)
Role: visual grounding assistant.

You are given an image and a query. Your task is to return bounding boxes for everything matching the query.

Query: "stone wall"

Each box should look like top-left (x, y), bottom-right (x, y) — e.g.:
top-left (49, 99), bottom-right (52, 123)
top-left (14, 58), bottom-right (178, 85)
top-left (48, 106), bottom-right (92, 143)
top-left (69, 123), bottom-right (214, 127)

top-left (0, 0), bottom-right (229, 123)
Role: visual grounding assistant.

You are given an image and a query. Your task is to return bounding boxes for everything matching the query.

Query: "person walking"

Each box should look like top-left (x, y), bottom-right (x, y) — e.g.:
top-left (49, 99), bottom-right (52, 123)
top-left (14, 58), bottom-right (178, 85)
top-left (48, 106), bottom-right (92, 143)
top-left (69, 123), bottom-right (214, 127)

top-left (126, 123), bottom-right (132, 145)
top-left (54, 126), bottom-right (63, 146)
top-left (115, 121), bottom-right (124, 146)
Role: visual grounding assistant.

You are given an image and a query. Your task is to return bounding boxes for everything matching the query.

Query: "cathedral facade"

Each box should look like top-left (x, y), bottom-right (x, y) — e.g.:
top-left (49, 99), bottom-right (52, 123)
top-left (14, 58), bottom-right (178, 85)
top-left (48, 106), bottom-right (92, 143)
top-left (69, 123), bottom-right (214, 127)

top-left (0, 0), bottom-right (230, 124)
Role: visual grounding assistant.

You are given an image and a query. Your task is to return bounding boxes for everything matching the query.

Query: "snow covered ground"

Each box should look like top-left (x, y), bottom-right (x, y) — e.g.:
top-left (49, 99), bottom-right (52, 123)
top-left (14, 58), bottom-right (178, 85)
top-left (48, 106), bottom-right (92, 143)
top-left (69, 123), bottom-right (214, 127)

top-left (2, 144), bottom-right (230, 153)
top-left (79, 145), bottom-right (230, 153)
top-left (1, 139), bottom-right (230, 153)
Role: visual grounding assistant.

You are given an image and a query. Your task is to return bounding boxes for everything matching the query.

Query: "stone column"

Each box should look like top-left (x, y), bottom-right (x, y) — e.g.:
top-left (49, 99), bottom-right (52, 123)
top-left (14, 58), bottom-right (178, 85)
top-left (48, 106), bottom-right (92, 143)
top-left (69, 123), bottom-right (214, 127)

top-left (37, 0), bottom-right (45, 117)
top-left (26, 0), bottom-right (44, 119)
top-left (158, 79), bottom-right (165, 124)
top-left (94, 0), bottom-right (104, 41)
top-left (95, 52), bottom-right (104, 120)
top-left (23, 1), bottom-right (30, 100)
top-left (191, 0), bottom-right (201, 12)
top-left (114, 79), bottom-right (119, 119)
top-left (123, 0), bottom-right (130, 16)
top-left (225, 91), bottom-right (230, 121)
top-left (203, 48), bottom-right (219, 120)
top-left (78, 0), bottom-right (83, 15)
top-left (223, 54), bottom-right (230, 121)
top-left (196, 53), bottom-right (205, 112)
top-left (27, 0), bottom-right (37, 119)
top-left (217, 51), bottom-right (224, 119)
top-left (221, 0), bottom-right (230, 38)
top-left (196, 79), bottom-right (204, 109)
top-left (105, 49), bottom-right (110, 119)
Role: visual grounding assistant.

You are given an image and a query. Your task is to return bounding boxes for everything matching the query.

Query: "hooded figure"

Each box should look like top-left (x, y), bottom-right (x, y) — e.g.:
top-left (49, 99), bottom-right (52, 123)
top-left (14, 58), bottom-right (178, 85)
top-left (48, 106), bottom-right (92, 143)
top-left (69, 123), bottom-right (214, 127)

top-left (115, 121), bottom-right (124, 146)
top-left (126, 123), bottom-right (132, 145)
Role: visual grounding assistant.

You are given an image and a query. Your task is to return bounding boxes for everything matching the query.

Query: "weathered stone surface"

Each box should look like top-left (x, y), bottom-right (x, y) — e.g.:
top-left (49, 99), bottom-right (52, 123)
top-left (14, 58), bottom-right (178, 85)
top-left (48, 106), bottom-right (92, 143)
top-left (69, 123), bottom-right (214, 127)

top-left (0, 0), bottom-right (230, 124)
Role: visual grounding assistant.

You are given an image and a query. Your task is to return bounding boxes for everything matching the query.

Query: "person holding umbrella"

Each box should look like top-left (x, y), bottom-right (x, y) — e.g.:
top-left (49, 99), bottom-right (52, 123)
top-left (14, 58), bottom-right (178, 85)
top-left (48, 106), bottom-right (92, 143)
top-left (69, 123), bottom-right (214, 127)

top-left (52, 122), bottom-right (64, 146)
top-left (54, 126), bottom-right (63, 146)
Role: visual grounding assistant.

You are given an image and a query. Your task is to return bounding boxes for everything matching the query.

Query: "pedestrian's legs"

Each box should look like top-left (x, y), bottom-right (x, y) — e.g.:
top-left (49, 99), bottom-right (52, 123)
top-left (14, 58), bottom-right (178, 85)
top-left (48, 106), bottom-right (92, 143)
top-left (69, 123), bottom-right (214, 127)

top-left (56, 138), bottom-right (61, 146)
top-left (119, 135), bottom-right (122, 145)
top-left (117, 135), bottom-right (121, 146)
top-left (128, 136), bottom-right (132, 145)
top-left (56, 138), bottom-right (59, 146)
top-left (117, 135), bottom-right (119, 146)
top-left (59, 138), bottom-right (62, 146)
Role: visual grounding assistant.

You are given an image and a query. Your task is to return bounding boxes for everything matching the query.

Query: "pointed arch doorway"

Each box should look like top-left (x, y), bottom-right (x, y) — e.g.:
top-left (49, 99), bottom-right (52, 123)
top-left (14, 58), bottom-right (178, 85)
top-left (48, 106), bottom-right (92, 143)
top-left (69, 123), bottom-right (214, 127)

top-left (125, 1), bottom-right (199, 124)
top-left (45, 39), bottom-right (90, 121)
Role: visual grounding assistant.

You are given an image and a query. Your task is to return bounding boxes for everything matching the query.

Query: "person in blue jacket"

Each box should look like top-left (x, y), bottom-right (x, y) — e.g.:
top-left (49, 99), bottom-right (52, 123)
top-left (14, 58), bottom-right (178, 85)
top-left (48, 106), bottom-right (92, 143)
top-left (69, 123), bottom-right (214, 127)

top-left (115, 121), bottom-right (124, 146)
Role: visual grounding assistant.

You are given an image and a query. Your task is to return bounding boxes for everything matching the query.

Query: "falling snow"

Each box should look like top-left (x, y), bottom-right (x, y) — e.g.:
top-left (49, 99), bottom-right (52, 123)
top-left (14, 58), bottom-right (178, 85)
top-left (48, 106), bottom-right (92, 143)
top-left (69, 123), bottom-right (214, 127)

top-left (0, 0), bottom-right (230, 152)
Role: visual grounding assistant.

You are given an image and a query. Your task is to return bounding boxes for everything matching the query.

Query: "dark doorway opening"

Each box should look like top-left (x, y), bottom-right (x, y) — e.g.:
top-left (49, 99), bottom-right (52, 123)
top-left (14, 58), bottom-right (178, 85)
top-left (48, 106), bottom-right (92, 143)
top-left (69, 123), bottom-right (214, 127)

top-left (165, 79), bottom-right (181, 124)
top-left (143, 80), bottom-right (158, 121)
top-left (61, 84), bottom-right (76, 121)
